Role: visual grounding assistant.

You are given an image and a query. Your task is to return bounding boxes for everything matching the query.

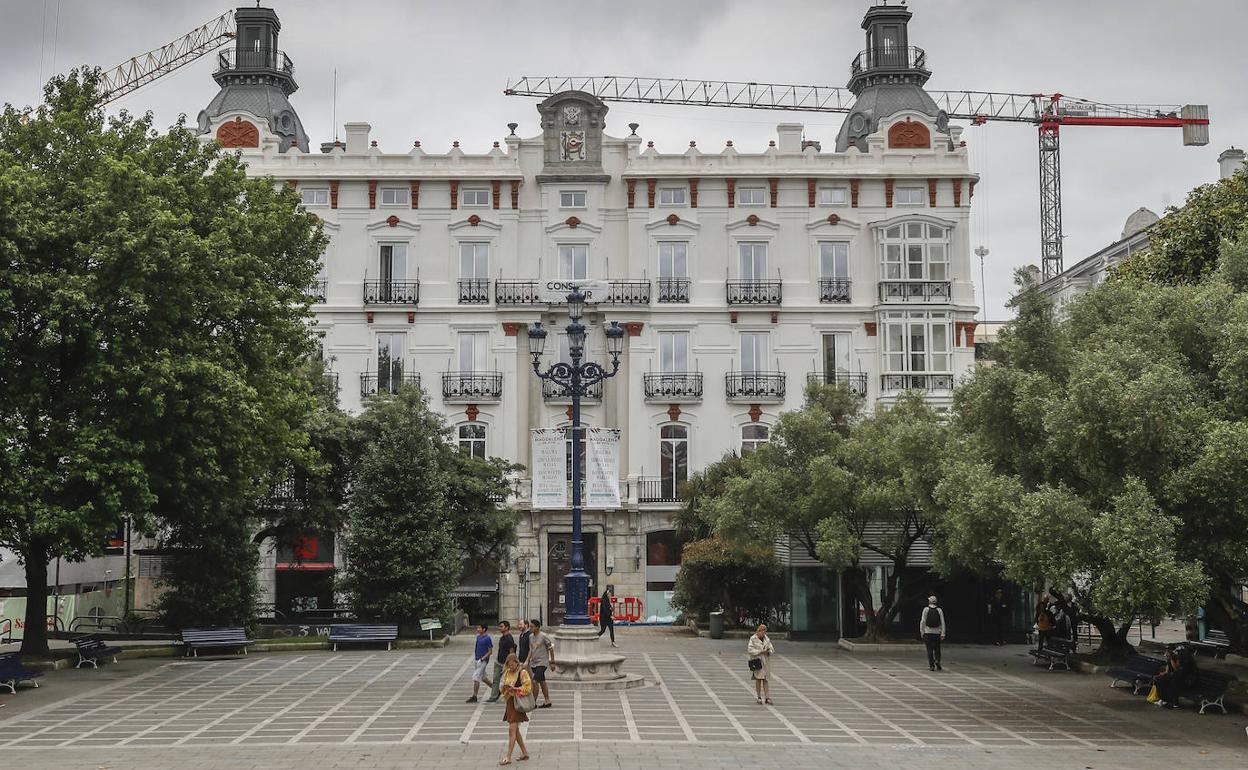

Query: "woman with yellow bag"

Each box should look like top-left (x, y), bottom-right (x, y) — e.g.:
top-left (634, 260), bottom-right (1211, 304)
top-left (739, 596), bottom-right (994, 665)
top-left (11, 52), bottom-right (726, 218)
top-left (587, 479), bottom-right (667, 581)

top-left (1150, 645), bottom-right (1198, 709)
top-left (499, 652), bottom-right (534, 765)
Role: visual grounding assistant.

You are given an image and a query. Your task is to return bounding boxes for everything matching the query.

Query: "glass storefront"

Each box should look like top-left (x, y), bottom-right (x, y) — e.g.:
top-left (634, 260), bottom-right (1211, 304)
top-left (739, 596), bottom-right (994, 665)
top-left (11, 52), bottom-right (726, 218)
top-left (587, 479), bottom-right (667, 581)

top-left (788, 566), bottom-right (840, 636)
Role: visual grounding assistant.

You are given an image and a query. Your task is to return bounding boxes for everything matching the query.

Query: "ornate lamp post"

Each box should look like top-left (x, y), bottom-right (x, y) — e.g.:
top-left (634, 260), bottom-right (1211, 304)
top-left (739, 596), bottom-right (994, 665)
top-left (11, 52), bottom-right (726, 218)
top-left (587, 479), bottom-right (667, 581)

top-left (527, 288), bottom-right (625, 626)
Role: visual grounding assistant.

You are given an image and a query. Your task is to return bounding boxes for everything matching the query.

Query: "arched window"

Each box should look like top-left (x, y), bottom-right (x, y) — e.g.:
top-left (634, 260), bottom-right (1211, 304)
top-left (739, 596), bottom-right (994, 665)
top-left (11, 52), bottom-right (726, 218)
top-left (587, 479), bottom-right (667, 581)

top-left (659, 425), bottom-right (689, 500)
top-left (741, 424), bottom-right (770, 455)
top-left (458, 423), bottom-right (486, 459)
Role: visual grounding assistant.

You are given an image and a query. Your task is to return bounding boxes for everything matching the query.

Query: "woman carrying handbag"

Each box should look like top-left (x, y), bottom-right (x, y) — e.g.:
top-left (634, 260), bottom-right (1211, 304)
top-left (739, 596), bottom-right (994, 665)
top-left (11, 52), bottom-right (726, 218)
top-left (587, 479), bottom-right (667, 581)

top-left (747, 624), bottom-right (775, 705)
top-left (499, 652), bottom-right (534, 765)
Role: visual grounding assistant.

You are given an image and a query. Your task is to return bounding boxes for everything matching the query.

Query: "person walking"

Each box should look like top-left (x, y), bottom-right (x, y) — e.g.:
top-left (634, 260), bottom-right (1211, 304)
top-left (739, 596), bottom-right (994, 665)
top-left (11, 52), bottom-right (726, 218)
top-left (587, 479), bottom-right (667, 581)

top-left (597, 586), bottom-right (618, 647)
top-left (747, 624), bottom-right (775, 705)
top-left (988, 588), bottom-right (1010, 646)
top-left (516, 618), bottom-right (531, 667)
top-left (487, 620), bottom-right (516, 703)
top-left (921, 595), bottom-right (946, 671)
top-left (527, 619), bottom-right (556, 708)
top-left (498, 652), bottom-right (532, 765)
top-left (467, 623), bottom-right (493, 703)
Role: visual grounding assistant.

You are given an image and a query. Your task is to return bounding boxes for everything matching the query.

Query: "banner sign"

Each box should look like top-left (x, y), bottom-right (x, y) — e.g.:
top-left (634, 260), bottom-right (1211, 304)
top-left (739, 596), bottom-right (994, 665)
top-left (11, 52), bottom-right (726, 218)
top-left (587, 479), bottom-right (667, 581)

top-left (585, 428), bottom-right (622, 509)
top-left (537, 279), bottom-right (610, 304)
top-left (531, 428), bottom-right (568, 508)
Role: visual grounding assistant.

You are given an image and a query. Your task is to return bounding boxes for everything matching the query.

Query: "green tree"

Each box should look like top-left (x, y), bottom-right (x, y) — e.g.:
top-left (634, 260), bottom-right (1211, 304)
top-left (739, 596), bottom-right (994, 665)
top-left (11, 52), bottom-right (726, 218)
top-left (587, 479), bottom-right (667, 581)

top-left (670, 536), bottom-right (784, 626)
top-left (0, 72), bottom-right (324, 654)
top-left (443, 452), bottom-right (522, 575)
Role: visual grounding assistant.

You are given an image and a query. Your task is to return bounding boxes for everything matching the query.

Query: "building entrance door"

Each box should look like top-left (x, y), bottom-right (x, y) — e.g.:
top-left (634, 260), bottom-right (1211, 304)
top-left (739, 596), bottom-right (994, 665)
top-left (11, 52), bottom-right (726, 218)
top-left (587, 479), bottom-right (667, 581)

top-left (546, 533), bottom-right (598, 627)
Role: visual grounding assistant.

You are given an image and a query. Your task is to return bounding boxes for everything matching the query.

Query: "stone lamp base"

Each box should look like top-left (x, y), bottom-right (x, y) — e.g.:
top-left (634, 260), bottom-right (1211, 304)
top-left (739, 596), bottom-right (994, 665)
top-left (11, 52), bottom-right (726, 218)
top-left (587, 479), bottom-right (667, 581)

top-left (547, 624), bottom-right (645, 690)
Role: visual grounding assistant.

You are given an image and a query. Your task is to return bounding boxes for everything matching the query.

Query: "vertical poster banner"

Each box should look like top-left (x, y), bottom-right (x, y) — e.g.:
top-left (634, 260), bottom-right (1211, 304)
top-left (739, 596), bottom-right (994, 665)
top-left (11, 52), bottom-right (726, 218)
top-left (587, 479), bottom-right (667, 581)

top-left (585, 428), bottom-right (622, 509)
top-left (531, 428), bottom-right (567, 509)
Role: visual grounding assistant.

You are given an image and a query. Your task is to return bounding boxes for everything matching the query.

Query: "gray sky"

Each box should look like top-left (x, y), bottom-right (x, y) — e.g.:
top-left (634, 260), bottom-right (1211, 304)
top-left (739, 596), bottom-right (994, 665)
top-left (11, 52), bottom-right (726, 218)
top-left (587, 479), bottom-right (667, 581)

top-left (3, 0), bottom-right (1244, 319)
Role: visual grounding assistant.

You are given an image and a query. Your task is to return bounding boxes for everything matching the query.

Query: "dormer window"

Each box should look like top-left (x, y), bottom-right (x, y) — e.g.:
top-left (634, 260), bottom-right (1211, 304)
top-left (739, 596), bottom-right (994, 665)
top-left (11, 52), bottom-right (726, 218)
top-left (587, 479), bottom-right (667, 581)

top-left (300, 188), bottom-right (329, 206)
top-left (462, 188), bottom-right (490, 207)
top-left (659, 187), bottom-right (687, 206)
top-left (560, 190), bottom-right (587, 208)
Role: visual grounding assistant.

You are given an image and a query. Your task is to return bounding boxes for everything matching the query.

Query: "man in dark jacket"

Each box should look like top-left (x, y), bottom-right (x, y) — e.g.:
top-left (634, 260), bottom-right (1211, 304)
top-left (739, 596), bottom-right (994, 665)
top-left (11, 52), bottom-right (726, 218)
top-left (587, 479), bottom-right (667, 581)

top-left (486, 620), bottom-right (516, 703)
top-left (597, 586), bottom-right (618, 647)
top-left (987, 588), bottom-right (1010, 646)
top-left (516, 619), bottom-right (531, 666)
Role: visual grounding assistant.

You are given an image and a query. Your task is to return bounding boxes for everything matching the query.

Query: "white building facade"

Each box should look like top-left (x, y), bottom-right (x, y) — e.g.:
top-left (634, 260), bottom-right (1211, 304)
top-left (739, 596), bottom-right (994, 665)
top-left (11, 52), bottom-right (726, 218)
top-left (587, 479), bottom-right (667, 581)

top-left (197, 4), bottom-right (979, 635)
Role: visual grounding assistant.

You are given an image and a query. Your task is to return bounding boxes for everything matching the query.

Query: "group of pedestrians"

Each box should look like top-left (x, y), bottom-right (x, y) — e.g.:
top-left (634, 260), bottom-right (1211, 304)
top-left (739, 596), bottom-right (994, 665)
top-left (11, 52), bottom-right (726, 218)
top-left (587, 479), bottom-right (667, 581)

top-left (1034, 592), bottom-right (1077, 650)
top-left (468, 619), bottom-right (557, 765)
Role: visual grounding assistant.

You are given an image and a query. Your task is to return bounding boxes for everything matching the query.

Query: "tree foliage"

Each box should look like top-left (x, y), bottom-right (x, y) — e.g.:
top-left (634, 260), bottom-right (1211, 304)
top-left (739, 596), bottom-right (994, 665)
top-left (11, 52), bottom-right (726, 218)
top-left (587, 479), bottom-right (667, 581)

top-left (0, 71), bottom-right (324, 652)
top-left (669, 536), bottom-right (783, 626)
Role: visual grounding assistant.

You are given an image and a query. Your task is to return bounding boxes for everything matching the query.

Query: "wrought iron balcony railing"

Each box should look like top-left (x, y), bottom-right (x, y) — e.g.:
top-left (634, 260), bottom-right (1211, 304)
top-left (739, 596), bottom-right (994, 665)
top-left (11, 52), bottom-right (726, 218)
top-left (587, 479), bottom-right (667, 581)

top-left (637, 477), bottom-right (686, 504)
top-left (307, 279), bottom-right (327, 303)
top-left (458, 279), bottom-right (491, 305)
top-left (806, 371), bottom-right (868, 397)
top-left (364, 279), bottom-right (420, 305)
top-left (542, 378), bottom-right (603, 402)
top-left (725, 371), bottom-right (786, 401)
top-left (495, 280), bottom-right (542, 306)
top-left (215, 48), bottom-right (295, 76)
top-left (880, 373), bottom-right (955, 392)
top-left (819, 278), bottom-right (852, 303)
top-left (605, 280), bottom-right (651, 306)
top-left (657, 278), bottom-right (691, 303)
top-left (727, 280), bottom-right (782, 305)
top-left (643, 373), bottom-right (703, 402)
top-left (851, 46), bottom-right (928, 75)
top-left (360, 371), bottom-right (421, 397)
top-left (442, 371), bottom-right (503, 402)
top-left (878, 280), bottom-right (951, 303)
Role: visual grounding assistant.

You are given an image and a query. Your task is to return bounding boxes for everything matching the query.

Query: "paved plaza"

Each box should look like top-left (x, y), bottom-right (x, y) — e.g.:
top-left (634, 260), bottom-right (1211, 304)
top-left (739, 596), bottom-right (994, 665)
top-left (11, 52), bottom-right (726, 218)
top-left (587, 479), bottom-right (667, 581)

top-left (1, 631), bottom-right (1245, 769)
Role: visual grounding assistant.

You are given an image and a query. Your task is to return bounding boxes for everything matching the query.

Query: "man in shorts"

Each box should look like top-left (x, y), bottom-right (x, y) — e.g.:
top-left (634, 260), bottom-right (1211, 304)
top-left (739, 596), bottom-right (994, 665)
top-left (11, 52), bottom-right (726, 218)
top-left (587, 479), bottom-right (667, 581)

top-left (466, 623), bottom-right (493, 703)
top-left (527, 619), bottom-right (556, 708)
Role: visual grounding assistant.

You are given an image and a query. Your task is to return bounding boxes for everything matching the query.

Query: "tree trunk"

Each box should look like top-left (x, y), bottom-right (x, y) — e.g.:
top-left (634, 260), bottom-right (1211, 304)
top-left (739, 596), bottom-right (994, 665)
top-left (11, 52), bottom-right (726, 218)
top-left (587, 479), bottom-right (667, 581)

top-left (1206, 579), bottom-right (1248, 652)
top-left (21, 540), bottom-right (51, 658)
top-left (1086, 614), bottom-right (1134, 658)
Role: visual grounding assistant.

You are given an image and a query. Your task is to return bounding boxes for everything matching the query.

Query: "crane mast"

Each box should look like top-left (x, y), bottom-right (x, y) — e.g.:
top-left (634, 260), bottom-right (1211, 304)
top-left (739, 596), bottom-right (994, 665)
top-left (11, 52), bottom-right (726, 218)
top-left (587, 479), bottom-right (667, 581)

top-left (98, 11), bottom-right (236, 104)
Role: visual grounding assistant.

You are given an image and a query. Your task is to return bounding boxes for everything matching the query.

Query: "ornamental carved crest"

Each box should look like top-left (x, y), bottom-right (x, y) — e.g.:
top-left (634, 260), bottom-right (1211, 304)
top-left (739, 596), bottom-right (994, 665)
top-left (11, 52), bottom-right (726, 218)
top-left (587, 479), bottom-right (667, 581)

top-left (888, 119), bottom-right (931, 149)
top-left (216, 117), bottom-right (259, 148)
top-left (560, 130), bottom-right (586, 161)
top-left (562, 105), bottom-right (582, 125)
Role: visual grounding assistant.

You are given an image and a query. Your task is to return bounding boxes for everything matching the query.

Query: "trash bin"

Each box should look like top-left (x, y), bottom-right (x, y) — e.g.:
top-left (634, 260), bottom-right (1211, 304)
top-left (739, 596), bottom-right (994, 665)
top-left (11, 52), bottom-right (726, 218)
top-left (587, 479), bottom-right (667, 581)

top-left (709, 610), bottom-right (725, 640)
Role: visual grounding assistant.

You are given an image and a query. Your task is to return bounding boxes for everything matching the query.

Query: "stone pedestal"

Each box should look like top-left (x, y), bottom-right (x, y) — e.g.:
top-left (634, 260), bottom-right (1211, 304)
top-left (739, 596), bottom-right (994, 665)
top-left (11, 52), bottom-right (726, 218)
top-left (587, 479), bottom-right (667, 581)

top-left (548, 624), bottom-right (644, 690)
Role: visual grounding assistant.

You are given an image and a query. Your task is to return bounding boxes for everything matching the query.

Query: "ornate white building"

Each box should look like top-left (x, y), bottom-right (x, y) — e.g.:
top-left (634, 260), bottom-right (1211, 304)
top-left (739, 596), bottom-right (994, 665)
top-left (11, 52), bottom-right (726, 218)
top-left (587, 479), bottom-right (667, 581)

top-left (197, 4), bottom-right (979, 635)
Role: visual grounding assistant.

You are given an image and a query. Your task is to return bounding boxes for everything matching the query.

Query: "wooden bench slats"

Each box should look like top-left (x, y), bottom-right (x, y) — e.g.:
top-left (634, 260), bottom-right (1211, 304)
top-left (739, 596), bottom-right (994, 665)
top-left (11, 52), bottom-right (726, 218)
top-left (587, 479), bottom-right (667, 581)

top-left (0, 653), bottom-right (42, 693)
top-left (181, 627), bottom-right (253, 657)
top-left (72, 634), bottom-right (124, 668)
top-left (328, 624), bottom-right (399, 651)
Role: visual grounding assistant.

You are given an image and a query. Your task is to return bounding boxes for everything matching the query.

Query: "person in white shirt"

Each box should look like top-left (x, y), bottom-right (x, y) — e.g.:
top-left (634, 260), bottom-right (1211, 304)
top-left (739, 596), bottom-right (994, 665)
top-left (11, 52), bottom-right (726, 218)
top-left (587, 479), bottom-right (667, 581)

top-left (920, 595), bottom-right (947, 671)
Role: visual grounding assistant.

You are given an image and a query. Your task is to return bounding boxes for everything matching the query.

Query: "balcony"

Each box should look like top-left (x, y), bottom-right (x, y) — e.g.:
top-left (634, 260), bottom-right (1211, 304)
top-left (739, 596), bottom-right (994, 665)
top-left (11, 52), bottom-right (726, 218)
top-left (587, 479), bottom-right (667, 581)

top-left (725, 371), bottom-right (786, 402)
top-left (542, 379), bottom-right (603, 402)
top-left (806, 371), bottom-right (868, 397)
top-left (215, 48), bottom-right (295, 77)
top-left (657, 278), bottom-right (691, 303)
top-left (442, 371), bottom-right (503, 402)
top-left (458, 279), bottom-right (491, 305)
top-left (880, 373), bottom-right (955, 392)
top-left (307, 279), bottom-right (327, 303)
top-left (643, 373), bottom-right (703, 403)
top-left (605, 280), bottom-right (651, 306)
top-left (637, 477), bottom-right (686, 504)
top-left (360, 371), bottom-right (421, 397)
top-left (364, 279), bottom-right (420, 305)
top-left (258, 475), bottom-right (308, 510)
top-left (727, 280), bottom-right (782, 305)
top-left (850, 46), bottom-right (928, 76)
top-left (496, 280), bottom-right (542, 306)
top-left (819, 279), bottom-right (852, 304)
top-left (878, 280), bottom-right (951, 303)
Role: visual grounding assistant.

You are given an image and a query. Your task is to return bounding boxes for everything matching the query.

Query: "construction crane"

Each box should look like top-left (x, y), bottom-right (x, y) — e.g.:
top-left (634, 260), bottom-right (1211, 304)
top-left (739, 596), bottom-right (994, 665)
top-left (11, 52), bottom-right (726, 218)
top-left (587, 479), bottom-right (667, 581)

top-left (504, 76), bottom-right (1209, 281)
top-left (97, 10), bottom-right (235, 104)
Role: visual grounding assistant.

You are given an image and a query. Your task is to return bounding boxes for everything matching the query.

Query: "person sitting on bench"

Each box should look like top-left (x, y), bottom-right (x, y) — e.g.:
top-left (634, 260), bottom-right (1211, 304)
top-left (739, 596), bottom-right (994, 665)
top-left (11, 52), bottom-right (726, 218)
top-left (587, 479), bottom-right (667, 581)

top-left (1154, 644), bottom-right (1198, 709)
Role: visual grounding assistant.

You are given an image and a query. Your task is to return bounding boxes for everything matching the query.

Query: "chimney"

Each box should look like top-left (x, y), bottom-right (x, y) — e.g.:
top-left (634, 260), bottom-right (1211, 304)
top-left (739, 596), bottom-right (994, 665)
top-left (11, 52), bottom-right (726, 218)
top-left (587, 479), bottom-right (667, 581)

top-left (776, 123), bottom-right (804, 153)
top-left (344, 122), bottom-right (372, 154)
top-left (1218, 147), bottom-right (1246, 180)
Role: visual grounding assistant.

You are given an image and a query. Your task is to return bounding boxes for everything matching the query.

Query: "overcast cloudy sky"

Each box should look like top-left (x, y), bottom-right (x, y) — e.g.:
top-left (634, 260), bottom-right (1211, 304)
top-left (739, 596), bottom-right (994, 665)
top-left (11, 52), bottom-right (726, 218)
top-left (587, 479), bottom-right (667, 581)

top-left (2, 0), bottom-right (1244, 319)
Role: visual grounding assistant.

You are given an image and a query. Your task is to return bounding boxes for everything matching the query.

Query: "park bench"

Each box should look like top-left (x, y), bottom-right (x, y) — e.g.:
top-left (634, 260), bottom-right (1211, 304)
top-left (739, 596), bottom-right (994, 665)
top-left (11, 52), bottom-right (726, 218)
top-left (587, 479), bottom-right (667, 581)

top-left (1029, 637), bottom-right (1076, 671)
top-left (181, 627), bottom-right (253, 657)
top-left (0, 653), bottom-right (42, 694)
top-left (328, 624), bottom-right (399, 651)
top-left (1105, 653), bottom-right (1166, 694)
top-left (72, 633), bottom-right (124, 669)
top-left (1170, 670), bottom-right (1235, 714)
top-left (1189, 629), bottom-right (1232, 659)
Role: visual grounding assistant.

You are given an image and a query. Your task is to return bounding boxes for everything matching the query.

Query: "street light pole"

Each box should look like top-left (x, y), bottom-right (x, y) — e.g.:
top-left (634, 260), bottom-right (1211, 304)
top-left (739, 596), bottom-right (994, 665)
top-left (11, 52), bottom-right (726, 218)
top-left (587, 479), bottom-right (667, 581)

top-left (527, 288), bottom-right (625, 626)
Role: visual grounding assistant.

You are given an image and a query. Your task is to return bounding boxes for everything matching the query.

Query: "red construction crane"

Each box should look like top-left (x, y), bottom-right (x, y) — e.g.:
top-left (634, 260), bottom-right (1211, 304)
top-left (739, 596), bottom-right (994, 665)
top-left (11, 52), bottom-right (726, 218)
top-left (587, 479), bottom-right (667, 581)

top-left (504, 11), bottom-right (1208, 281)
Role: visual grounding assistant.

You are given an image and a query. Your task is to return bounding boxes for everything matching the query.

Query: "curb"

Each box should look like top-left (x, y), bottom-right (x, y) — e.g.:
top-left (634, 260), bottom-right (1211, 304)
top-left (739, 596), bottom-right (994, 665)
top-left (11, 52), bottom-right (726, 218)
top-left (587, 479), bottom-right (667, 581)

top-left (22, 636), bottom-right (450, 669)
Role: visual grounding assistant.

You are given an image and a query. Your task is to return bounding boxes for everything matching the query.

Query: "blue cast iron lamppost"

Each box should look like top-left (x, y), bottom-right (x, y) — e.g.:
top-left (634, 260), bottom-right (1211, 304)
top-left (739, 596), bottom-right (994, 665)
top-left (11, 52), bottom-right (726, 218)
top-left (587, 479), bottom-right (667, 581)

top-left (527, 288), bottom-right (625, 626)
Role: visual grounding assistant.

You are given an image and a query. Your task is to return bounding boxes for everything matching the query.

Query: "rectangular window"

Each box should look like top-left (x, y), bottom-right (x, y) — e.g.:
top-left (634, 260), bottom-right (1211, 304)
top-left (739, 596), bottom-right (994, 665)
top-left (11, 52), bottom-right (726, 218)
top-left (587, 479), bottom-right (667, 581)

top-left (819, 242), bottom-right (849, 279)
top-left (301, 188), bottom-right (329, 206)
top-left (740, 332), bottom-right (769, 372)
top-left (558, 244), bottom-right (588, 279)
top-left (738, 187), bottom-right (766, 206)
top-left (818, 187), bottom-right (848, 206)
top-left (462, 188), bottom-right (490, 207)
top-left (377, 332), bottom-right (405, 392)
top-left (658, 242), bottom-right (688, 278)
top-left (560, 190), bottom-right (586, 208)
top-left (659, 187), bottom-right (687, 206)
top-left (896, 187), bottom-right (924, 205)
top-left (380, 188), bottom-right (408, 206)
top-left (659, 332), bottom-right (689, 373)
top-left (458, 332), bottom-right (489, 372)
top-left (879, 221), bottom-right (950, 281)
top-left (379, 243), bottom-right (407, 280)
top-left (739, 243), bottom-right (768, 280)
top-left (459, 242), bottom-right (489, 280)
top-left (822, 333), bottom-right (851, 375)
top-left (881, 312), bottom-right (953, 373)
top-left (458, 423), bottom-right (487, 459)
